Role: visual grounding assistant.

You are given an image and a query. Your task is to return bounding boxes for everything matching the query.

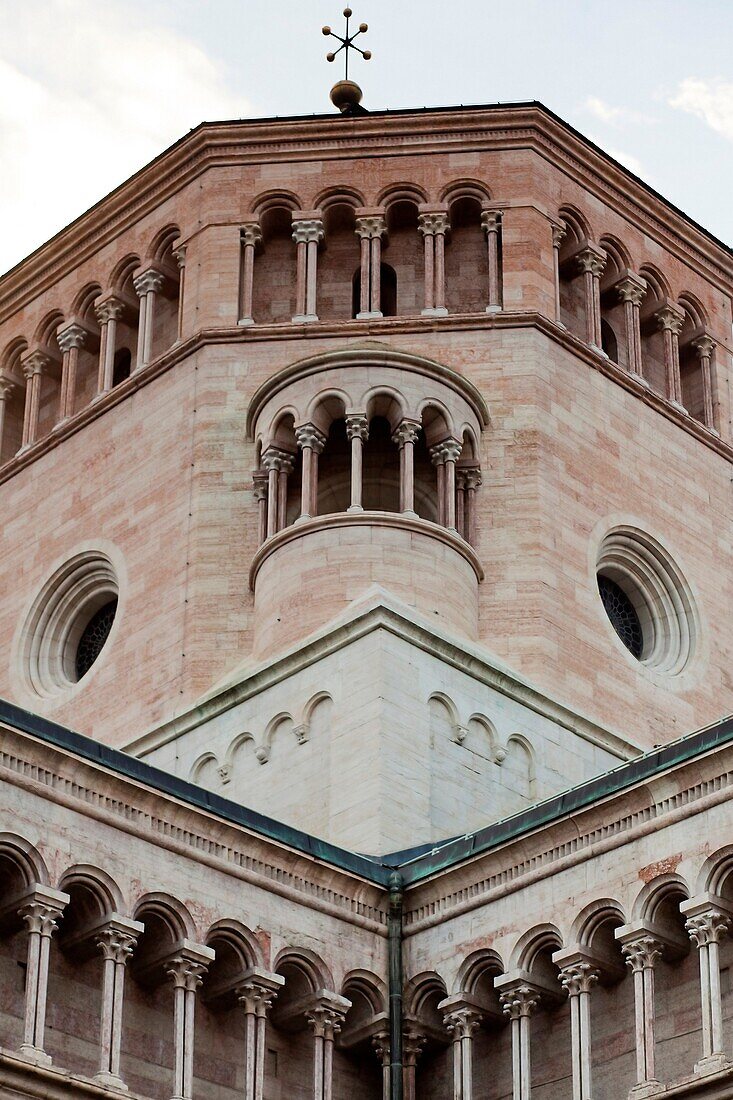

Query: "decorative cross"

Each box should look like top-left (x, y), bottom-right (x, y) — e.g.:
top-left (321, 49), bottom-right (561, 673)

top-left (322, 8), bottom-right (371, 81)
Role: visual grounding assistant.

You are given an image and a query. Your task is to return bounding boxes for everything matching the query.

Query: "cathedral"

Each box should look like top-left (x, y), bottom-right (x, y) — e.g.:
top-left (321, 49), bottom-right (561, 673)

top-left (0, 40), bottom-right (732, 1100)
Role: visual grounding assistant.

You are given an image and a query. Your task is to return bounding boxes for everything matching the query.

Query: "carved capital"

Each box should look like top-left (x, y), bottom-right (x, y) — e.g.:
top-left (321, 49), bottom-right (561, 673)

top-left (95, 296), bottom-right (126, 325)
top-left (345, 413), bottom-right (369, 442)
top-left (481, 209), bottom-right (502, 234)
top-left (500, 984), bottom-right (540, 1020)
top-left (458, 466), bottom-right (482, 491)
top-left (217, 763), bottom-right (232, 784)
top-left (391, 418), bottom-right (421, 447)
top-left (443, 1006), bottom-right (483, 1039)
top-left (621, 936), bottom-right (664, 973)
top-left (166, 955), bottom-right (209, 992)
top-left (292, 218), bottom-right (324, 245)
top-left (56, 323), bottom-right (87, 353)
top-left (559, 961), bottom-right (600, 997)
top-left (21, 350), bottom-right (51, 379)
top-left (295, 423), bottom-right (327, 453)
top-left (0, 372), bottom-right (18, 400)
top-left (655, 304), bottom-right (684, 336)
top-left (616, 274), bottom-right (647, 307)
top-left (19, 899), bottom-right (64, 938)
top-left (241, 223), bottom-right (263, 249)
top-left (418, 211), bottom-right (450, 237)
top-left (430, 438), bottom-right (462, 466)
top-left (306, 1004), bottom-right (347, 1039)
top-left (237, 976), bottom-right (281, 1017)
top-left (293, 723), bottom-right (309, 745)
top-left (402, 1027), bottom-right (427, 1066)
top-left (96, 926), bottom-right (138, 965)
top-left (173, 245), bottom-right (187, 269)
top-left (371, 1029), bottom-right (390, 1065)
top-left (355, 215), bottom-right (386, 240)
top-left (252, 469), bottom-right (269, 501)
top-left (262, 447), bottom-right (296, 472)
top-left (685, 909), bottom-right (732, 948)
top-left (576, 246), bottom-right (607, 278)
top-left (692, 334), bottom-right (715, 360)
top-left (133, 269), bottom-right (165, 297)
top-left (551, 223), bottom-right (567, 250)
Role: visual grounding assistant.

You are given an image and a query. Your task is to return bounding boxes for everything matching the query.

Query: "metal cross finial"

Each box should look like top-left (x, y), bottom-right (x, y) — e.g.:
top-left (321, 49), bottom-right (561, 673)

top-left (322, 8), bottom-right (371, 81)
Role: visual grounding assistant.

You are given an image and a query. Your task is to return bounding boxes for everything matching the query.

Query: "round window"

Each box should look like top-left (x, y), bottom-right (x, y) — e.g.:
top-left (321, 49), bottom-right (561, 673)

top-left (20, 552), bottom-right (120, 697)
top-left (596, 528), bottom-right (697, 674)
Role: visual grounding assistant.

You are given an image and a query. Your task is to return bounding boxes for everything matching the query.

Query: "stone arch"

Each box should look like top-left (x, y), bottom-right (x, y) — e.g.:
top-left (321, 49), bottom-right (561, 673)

top-left (557, 207), bottom-right (593, 342)
top-left (261, 711), bottom-right (295, 761)
top-left (599, 234), bottom-right (632, 274)
top-left (250, 189), bottom-right (302, 218)
top-left (439, 178), bottom-right (493, 205)
top-left (678, 293), bottom-right (710, 423)
top-left (599, 236), bottom-right (633, 366)
top-left (0, 832), bottom-right (49, 890)
top-left (341, 969), bottom-right (387, 1014)
top-left (429, 691), bottom-right (460, 728)
top-left (571, 899), bottom-right (627, 949)
top-left (205, 918), bottom-right (264, 971)
top-left (698, 846), bottom-right (733, 899)
top-left (455, 948), bottom-right (505, 995)
top-left (274, 946), bottom-right (334, 993)
top-left (190, 751), bottom-right (220, 788)
top-left (405, 970), bottom-right (448, 1019)
top-left (381, 188), bottom-right (424, 316)
top-left (307, 388), bottom-right (350, 432)
top-left (71, 282), bottom-right (103, 318)
top-left (0, 339), bottom-right (28, 461)
top-left (312, 185), bottom-right (365, 212)
top-left (558, 204), bottom-right (592, 244)
top-left (419, 397), bottom-right (454, 445)
top-left (638, 264), bottom-right (673, 392)
top-left (109, 254), bottom-right (141, 294)
top-left (147, 223), bottom-right (181, 263)
top-left (33, 309), bottom-right (65, 347)
top-left (319, 201), bottom-right (360, 321)
top-left (466, 713), bottom-right (502, 761)
top-left (223, 731), bottom-right (258, 776)
top-left (132, 892), bottom-right (196, 943)
top-left (511, 923), bottom-right (563, 971)
top-left (503, 734), bottom-right (536, 801)
top-left (632, 873), bottom-right (691, 922)
top-left (677, 291), bottom-right (708, 330)
top-left (376, 182), bottom-right (429, 207)
top-left (58, 864), bottom-right (124, 916)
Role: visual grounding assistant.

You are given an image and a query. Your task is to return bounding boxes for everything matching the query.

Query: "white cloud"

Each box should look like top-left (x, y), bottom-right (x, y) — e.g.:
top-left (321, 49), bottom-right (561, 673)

top-left (584, 97), bottom-right (654, 127)
top-left (0, 0), bottom-right (251, 274)
top-left (669, 78), bottom-right (733, 142)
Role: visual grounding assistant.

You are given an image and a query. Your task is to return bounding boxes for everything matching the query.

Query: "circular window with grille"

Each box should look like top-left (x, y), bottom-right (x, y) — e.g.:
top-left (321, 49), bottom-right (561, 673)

top-left (596, 528), bottom-right (697, 674)
top-left (19, 551), bottom-right (121, 697)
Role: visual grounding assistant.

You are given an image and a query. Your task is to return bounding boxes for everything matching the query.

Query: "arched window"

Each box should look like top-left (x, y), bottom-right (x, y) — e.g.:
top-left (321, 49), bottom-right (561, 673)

top-left (557, 209), bottom-right (592, 342)
top-left (600, 318), bottom-right (619, 363)
top-left (112, 347), bottom-right (132, 387)
top-left (319, 203), bottom-right (360, 321)
top-left (445, 196), bottom-right (488, 313)
top-left (383, 200), bottom-right (422, 316)
top-left (380, 262), bottom-right (397, 317)
top-left (362, 414), bottom-right (400, 511)
top-left (253, 206), bottom-right (297, 323)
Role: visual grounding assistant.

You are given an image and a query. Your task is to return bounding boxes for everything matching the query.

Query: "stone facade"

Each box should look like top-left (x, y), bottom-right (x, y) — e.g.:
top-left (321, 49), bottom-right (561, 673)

top-left (0, 99), bottom-right (732, 1099)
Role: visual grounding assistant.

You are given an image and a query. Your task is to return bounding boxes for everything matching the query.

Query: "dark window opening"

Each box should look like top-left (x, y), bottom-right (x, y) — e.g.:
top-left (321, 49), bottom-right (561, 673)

top-left (113, 348), bottom-right (132, 387)
top-left (75, 599), bottom-right (118, 680)
top-left (598, 575), bottom-right (643, 658)
top-left (350, 263), bottom-right (397, 319)
top-left (601, 319), bottom-right (618, 363)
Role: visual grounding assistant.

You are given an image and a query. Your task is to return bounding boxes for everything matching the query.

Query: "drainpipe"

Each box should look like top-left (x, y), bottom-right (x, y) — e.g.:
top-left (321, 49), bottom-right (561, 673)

top-left (388, 870), bottom-right (404, 1100)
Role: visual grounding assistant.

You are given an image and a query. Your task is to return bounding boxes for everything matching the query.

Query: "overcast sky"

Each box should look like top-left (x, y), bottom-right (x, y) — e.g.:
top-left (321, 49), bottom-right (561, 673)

top-left (0, 0), bottom-right (731, 275)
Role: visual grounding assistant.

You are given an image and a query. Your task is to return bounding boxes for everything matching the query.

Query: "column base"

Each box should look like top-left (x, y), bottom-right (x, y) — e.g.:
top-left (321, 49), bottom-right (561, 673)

top-left (51, 417), bottom-right (70, 433)
top-left (421, 307), bottom-right (449, 317)
top-left (485, 304), bottom-right (502, 314)
top-left (292, 314), bottom-right (319, 324)
top-left (630, 372), bottom-right (650, 388)
top-left (346, 505), bottom-right (364, 513)
top-left (629, 1080), bottom-right (664, 1098)
top-left (19, 1044), bottom-right (52, 1067)
top-left (356, 311), bottom-right (384, 320)
top-left (237, 317), bottom-right (255, 327)
top-left (670, 400), bottom-right (688, 414)
top-left (91, 389), bottom-right (111, 403)
top-left (294, 513), bottom-right (313, 524)
top-left (694, 1054), bottom-right (729, 1076)
top-left (95, 1070), bottom-right (129, 1091)
top-left (590, 344), bottom-right (607, 357)
top-left (400, 509), bottom-right (419, 520)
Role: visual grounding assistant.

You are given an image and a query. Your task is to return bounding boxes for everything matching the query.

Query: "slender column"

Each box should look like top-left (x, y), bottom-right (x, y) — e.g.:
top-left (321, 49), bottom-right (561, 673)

top-left (392, 419), bottom-right (421, 517)
top-left (166, 949), bottom-right (212, 1100)
top-left (692, 334), bottom-right (717, 431)
top-left (418, 212), bottom-right (449, 316)
top-left (481, 209), bottom-right (503, 312)
top-left (444, 1005), bottom-right (483, 1100)
top-left (20, 350), bottom-right (50, 449)
top-left (372, 1030), bottom-right (391, 1100)
top-left (133, 269), bottom-right (166, 370)
top-left (95, 297), bottom-right (125, 395)
top-left (277, 453), bottom-right (295, 531)
top-left (237, 973), bottom-right (282, 1100)
top-left (655, 305), bottom-right (685, 407)
top-left (551, 223), bottom-right (566, 324)
top-left (0, 373), bottom-right (18, 461)
top-left (576, 246), bottom-right (606, 348)
top-left (307, 1004), bottom-right (347, 1100)
top-left (173, 244), bottom-right (187, 339)
top-left (616, 275), bottom-right (647, 377)
top-left (559, 961), bottom-right (600, 1100)
top-left (346, 414), bottom-right (369, 511)
top-left (456, 470), bottom-right (467, 539)
top-left (355, 215), bottom-right (386, 319)
top-left (292, 219), bottom-right (324, 323)
top-left (56, 323), bottom-right (87, 421)
top-left (683, 901), bottom-right (732, 1074)
top-left (262, 449), bottom-right (282, 538)
top-left (619, 935), bottom-right (664, 1094)
top-left (463, 468), bottom-right (482, 547)
top-left (441, 439), bottom-right (462, 531)
top-left (499, 985), bottom-right (539, 1100)
top-left (253, 470), bottom-right (269, 545)
top-left (402, 1029), bottom-right (426, 1100)
top-left (95, 917), bottom-right (143, 1090)
top-left (17, 886), bottom-right (68, 1066)
top-left (295, 424), bottom-right (326, 521)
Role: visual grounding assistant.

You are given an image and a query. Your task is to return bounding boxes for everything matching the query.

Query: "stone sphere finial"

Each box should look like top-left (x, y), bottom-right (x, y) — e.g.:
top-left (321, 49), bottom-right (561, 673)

top-left (330, 79), bottom-right (363, 113)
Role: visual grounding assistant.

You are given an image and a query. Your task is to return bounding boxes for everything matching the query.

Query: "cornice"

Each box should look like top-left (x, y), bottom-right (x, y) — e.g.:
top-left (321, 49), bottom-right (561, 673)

top-left (0, 103), bottom-right (730, 321)
top-left (0, 719), bottom-right (389, 931)
top-left (1, 311), bottom-right (731, 492)
top-left (401, 739), bottom-right (733, 932)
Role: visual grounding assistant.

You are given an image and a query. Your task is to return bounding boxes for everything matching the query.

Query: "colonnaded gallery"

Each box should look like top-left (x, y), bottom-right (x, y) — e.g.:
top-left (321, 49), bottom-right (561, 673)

top-left (0, 64), bottom-right (732, 1100)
